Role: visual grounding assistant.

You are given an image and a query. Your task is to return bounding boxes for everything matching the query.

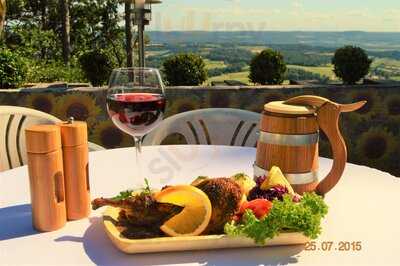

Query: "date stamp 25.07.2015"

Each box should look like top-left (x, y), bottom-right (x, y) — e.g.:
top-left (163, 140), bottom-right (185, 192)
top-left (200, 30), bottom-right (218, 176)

top-left (305, 241), bottom-right (362, 252)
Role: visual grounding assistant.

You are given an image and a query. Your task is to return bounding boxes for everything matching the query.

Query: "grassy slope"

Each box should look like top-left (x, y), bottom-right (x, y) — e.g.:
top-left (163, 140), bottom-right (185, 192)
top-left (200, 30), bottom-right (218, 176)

top-left (203, 46), bottom-right (400, 83)
top-left (146, 50), bottom-right (170, 57)
top-left (287, 65), bottom-right (335, 79)
top-left (371, 58), bottom-right (400, 80)
top-left (206, 45), bottom-right (336, 83)
top-left (207, 64), bottom-right (336, 84)
top-left (204, 59), bottom-right (227, 70)
top-left (208, 71), bottom-right (250, 84)
top-left (372, 58), bottom-right (400, 68)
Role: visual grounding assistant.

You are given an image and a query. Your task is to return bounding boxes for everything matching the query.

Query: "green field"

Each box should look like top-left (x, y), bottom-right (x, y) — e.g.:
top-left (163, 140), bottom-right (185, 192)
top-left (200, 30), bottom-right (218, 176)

top-left (151, 44), bottom-right (400, 83)
top-left (370, 58), bottom-right (400, 80)
top-left (208, 64), bottom-right (336, 84)
top-left (372, 58), bottom-right (400, 68)
top-left (239, 45), bottom-right (268, 53)
top-left (204, 59), bottom-right (227, 70)
top-left (373, 58), bottom-right (400, 67)
top-left (287, 65), bottom-right (336, 79)
top-left (208, 71), bottom-right (294, 85)
top-left (208, 71), bottom-right (250, 84)
top-left (146, 50), bottom-right (170, 57)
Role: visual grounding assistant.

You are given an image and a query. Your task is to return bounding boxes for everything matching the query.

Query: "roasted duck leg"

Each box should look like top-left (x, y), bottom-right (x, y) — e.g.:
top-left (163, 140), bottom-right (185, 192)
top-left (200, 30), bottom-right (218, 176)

top-left (92, 194), bottom-right (183, 227)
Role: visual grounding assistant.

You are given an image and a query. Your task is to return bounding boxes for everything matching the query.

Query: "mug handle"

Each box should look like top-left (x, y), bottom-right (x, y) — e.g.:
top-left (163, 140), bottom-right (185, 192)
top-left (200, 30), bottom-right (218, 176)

top-left (285, 95), bottom-right (366, 195)
top-left (315, 102), bottom-right (347, 195)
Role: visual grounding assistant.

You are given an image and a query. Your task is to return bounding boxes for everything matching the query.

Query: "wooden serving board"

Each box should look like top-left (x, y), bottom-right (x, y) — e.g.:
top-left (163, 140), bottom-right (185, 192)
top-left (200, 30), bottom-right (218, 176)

top-left (102, 207), bottom-right (310, 254)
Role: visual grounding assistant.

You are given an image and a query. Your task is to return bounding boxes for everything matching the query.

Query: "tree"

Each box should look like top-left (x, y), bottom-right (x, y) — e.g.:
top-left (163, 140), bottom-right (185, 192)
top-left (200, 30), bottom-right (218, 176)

top-left (59, 0), bottom-right (70, 65)
top-left (332, 46), bottom-right (372, 85)
top-left (1, 0), bottom-right (129, 84)
top-left (5, 0), bottom-right (64, 60)
top-left (70, 1), bottom-right (122, 58)
top-left (0, 0), bottom-right (5, 38)
top-left (79, 50), bottom-right (113, 86)
top-left (249, 49), bottom-right (287, 85)
top-left (163, 53), bottom-right (207, 86)
top-left (124, 0), bottom-right (133, 67)
top-left (0, 49), bottom-right (27, 88)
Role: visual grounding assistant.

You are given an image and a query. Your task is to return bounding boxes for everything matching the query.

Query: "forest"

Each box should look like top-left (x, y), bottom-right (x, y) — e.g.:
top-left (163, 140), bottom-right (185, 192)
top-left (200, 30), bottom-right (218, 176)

top-left (1, 0), bottom-right (130, 84)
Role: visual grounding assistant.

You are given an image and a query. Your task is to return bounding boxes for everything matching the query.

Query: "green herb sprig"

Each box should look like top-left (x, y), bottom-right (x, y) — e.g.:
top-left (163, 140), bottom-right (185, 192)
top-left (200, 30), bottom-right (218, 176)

top-left (112, 190), bottom-right (134, 201)
top-left (224, 192), bottom-right (328, 244)
top-left (142, 178), bottom-right (152, 196)
top-left (112, 179), bottom-right (153, 200)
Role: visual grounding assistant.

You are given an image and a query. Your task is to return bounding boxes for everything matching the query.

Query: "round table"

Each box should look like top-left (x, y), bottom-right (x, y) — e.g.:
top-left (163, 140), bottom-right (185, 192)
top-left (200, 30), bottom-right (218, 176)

top-left (1, 145), bottom-right (399, 266)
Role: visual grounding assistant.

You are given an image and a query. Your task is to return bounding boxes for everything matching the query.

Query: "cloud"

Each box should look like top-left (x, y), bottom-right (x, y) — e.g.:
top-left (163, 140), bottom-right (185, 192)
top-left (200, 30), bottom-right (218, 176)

top-left (292, 0), bottom-right (303, 9)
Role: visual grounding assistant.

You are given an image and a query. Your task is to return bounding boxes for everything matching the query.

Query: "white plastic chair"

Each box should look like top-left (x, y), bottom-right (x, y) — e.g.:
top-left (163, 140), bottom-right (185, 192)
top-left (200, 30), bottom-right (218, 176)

top-left (143, 108), bottom-right (261, 147)
top-left (0, 106), bottom-right (105, 172)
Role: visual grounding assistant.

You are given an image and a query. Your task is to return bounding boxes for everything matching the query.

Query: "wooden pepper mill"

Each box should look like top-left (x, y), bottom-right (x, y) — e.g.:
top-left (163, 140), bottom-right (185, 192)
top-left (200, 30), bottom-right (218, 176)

top-left (25, 125), bottom-right (67, 232)
top-left (255, 95), bottom-right (366, 195)
top-left (57, 118), bottom-right (91, 220)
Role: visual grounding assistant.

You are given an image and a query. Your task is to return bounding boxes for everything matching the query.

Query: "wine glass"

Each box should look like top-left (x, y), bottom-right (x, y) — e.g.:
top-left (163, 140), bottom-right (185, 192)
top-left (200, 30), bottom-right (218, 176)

top-left (107, 67), bottom-right (166, 183)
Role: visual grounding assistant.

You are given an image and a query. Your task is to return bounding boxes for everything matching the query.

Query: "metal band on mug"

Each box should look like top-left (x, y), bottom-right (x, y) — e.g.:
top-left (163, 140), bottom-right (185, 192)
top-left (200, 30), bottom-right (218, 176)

top-left (258, 131), bottom-right (319, 146)
top-left (253, 164), bottom-right (318, 185)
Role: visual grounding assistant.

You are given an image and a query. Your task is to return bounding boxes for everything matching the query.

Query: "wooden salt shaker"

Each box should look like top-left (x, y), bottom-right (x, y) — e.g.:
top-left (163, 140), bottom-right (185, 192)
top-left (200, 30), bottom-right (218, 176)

top-left (25, 125), bottom-right (67, 232)
top-left (57, 119), bottom-right (91, 220)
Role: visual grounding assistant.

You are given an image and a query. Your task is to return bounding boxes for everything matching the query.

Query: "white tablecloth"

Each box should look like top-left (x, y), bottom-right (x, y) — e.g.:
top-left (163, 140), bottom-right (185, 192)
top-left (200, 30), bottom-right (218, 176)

top-left (1, 145), bottom-right (399, 266)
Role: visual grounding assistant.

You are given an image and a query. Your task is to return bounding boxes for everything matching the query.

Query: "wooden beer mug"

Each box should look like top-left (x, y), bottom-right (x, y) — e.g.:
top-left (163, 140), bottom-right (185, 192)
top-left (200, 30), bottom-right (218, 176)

top-left (254, 95), bottom-right (366, 195)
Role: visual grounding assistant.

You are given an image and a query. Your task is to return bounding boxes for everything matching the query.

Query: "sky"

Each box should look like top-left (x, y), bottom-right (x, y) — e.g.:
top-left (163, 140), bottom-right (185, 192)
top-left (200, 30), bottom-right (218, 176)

top-left (146, 0), bottom-right (400, 31)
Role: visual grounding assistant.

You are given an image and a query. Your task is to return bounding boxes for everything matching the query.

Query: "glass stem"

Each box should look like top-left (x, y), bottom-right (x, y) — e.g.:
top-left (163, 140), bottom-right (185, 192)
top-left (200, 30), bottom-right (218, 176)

top-left (134, 136), bottom-right (143, 183)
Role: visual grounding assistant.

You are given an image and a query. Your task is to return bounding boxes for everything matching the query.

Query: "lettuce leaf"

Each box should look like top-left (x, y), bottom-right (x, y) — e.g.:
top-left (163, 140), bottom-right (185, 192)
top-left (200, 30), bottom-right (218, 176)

top-left (224, 192), bottom-right (328, 244)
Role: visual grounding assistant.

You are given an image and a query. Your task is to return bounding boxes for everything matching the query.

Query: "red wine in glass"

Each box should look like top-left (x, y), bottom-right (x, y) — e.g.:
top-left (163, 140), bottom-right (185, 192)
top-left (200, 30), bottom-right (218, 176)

top-left (107, 67), bottom-right (166, 187)
top-left (107, 92), bottom-right (166, 137)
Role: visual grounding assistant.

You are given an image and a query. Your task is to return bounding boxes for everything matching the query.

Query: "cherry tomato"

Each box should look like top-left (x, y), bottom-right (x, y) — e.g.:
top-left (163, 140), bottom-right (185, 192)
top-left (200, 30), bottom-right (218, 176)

top-left (238, 199), bottom-right (273, 219)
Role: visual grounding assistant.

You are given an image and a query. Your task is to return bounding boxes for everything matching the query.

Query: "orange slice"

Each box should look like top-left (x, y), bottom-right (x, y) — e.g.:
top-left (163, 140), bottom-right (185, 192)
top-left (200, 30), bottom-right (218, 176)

top-left (154, 185), bottom-right (212, 237)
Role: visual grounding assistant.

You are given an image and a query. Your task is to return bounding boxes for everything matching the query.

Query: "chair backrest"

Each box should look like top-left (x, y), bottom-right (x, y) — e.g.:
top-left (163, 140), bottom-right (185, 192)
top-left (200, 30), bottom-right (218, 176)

top-left (143, 108), bottom-right (261, 147)
top-left (0, 106), bottom-right (104, 172)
